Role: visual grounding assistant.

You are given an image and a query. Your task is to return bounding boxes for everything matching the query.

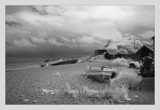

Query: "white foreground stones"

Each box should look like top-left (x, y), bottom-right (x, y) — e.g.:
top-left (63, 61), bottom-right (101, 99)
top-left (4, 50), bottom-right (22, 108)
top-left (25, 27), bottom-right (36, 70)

top-left (41, 88), bottom-right (60, 95)
top-left (52, 71), bottom-right (61, 76)
top-left (23, 98), bottom-right (29, 102)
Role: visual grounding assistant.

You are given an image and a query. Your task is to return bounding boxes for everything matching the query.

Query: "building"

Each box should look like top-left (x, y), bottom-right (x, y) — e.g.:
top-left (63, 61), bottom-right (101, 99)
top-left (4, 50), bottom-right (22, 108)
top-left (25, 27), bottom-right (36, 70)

top-left (137, 36), bottom-right (155, 77)
top-left (136, 36), bottom-right (154, 58)
top-left (137, 44), bottom-right (154, 58)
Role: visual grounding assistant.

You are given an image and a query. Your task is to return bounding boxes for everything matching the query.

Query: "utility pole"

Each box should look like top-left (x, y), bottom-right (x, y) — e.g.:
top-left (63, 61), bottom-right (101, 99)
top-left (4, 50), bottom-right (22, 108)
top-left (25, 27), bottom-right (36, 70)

top-left (134, 39), bottom-right (135, 52)
top-left (133, 38), bottom-right (139, 52)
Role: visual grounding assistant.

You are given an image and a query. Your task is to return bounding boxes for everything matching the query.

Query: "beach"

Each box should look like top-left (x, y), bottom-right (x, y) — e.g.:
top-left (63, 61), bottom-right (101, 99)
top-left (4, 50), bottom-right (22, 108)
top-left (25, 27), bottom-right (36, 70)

top-left (6, 61), bottom-right (154, 104)
top-left (4, 5), bottom-right (156, 106)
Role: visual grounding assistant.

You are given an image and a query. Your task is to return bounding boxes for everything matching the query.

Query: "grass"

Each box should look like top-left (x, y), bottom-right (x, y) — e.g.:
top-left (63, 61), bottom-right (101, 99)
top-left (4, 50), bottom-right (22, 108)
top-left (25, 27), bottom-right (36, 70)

top-left (111, 58), bottom-right (129, 68)
top-left (113, 67), bottom-right (142, 89)
top-left (50, 83), bottom-right (127, 104)
top-left (56, 66), bottom-right (142, 103)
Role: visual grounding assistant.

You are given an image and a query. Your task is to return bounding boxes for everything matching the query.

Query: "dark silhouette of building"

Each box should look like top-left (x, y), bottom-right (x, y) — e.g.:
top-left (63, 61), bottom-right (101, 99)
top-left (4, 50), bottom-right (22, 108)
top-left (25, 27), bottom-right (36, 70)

top-left (136, 36), bottom-right (154, 58)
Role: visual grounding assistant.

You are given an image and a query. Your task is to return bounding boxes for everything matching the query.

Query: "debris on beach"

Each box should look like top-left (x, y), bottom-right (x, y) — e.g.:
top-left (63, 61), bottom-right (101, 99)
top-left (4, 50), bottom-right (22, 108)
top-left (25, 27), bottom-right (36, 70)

top-left (23, 98), bottom-right (29, 102)
top-left (42, 89), bottom-right (50, 94)
top-left (41, 92), bottom-right (44, 95)
top-left (134, 95), bottom-right (139, 98)
top-left (41, 88), bottom-right (60, 95)
top-left (52, 72), bottom-right (61, 76)
top-left (33, 100), bottom-right (38, 103)
top-left (22, 94), bottom-right (30, 102)
top-left (123, 96), bottom-right (132, 101)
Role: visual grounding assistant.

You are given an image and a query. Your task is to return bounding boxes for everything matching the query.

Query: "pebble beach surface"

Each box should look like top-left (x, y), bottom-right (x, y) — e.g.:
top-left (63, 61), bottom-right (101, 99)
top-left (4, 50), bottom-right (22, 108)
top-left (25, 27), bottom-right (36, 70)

top-left (6, 62), bottom-right (154, 104)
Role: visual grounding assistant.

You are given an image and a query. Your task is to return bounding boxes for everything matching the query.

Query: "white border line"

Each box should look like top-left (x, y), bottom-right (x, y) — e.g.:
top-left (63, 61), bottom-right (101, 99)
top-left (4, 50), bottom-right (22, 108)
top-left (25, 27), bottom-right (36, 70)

top-left (1, 0), bottom-right (160, 110)
top-left (2, 0), bottom-right (157, 5)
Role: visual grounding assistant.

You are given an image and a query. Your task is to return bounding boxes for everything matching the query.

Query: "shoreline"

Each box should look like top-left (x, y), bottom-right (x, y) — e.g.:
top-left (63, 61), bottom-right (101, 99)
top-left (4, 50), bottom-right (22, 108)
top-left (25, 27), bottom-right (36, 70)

top-left (6, 66), bottom-right (40, 72)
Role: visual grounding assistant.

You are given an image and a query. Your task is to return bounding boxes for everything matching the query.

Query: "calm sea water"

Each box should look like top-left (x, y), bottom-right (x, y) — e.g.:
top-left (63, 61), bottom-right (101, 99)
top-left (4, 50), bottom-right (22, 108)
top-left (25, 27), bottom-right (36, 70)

top-left (5, 56), bottom-right (81, 71)
top-left (5, 53), bottom-right (88, 71)
top-left (6, 57), bottom-right (49, 71)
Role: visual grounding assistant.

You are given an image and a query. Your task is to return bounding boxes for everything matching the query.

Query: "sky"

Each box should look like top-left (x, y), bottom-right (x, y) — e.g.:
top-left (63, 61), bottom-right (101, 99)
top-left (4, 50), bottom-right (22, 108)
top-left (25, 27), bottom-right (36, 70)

top-left (5, 6), bottom-right (155, 59)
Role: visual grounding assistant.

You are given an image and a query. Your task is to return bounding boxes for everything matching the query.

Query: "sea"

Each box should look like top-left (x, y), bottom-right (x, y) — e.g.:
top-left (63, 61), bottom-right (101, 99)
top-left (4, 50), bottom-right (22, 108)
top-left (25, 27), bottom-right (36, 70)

top-left (5, 55), bottom-right (83, 72)
top-left (6, 57), bottom-right (52, 72)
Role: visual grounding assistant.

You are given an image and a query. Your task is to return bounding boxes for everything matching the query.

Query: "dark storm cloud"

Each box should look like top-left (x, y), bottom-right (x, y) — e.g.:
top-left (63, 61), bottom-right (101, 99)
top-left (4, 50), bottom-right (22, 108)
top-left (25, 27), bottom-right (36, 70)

top-left (6, 20), bottom-right (22, 26)
top-left (28, 5), bottom-right (64, 16)
top-left (29, 6), bottom-right (49, 15)
top-left (5, 15), bottom-right (22, 26)
top-left (5, 6), bottom-right (155, 58)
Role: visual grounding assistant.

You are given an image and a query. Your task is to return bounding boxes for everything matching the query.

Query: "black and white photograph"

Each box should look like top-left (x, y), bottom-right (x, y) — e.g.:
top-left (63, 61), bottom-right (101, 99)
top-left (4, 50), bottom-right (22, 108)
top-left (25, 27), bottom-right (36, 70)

top-left (5, 5), bottom-right (155, 105)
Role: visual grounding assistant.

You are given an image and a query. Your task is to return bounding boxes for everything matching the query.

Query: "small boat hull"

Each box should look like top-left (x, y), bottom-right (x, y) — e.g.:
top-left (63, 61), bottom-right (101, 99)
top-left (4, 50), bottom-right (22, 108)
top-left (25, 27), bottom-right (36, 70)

top-left (85, 66), bottom-right (116, 82)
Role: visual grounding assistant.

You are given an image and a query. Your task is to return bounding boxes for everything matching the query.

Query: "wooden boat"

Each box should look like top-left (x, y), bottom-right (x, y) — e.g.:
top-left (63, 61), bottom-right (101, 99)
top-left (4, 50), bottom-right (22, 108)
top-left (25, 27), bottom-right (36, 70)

top-left (85, 66), bottom-right (116, 83)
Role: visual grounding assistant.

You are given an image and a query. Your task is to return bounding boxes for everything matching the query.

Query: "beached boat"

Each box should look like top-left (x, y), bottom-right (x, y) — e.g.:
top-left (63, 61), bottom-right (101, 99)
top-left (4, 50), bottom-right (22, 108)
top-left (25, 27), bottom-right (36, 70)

top-left (85, 66), bottom-right (116, 83)
top-left (40, 58), bottom-right (78, 67)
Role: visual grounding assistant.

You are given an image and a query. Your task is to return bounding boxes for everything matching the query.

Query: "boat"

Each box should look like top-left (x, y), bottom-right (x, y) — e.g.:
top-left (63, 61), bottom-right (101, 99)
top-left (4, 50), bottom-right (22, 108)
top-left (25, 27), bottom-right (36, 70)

top-left (85, 66), bottom-right (116, 83)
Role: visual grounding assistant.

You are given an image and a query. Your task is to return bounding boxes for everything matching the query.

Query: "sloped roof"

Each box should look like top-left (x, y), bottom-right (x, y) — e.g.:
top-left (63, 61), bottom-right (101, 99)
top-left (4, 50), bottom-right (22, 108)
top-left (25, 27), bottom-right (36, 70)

top-left (143, 43), bottom-right (154, 51)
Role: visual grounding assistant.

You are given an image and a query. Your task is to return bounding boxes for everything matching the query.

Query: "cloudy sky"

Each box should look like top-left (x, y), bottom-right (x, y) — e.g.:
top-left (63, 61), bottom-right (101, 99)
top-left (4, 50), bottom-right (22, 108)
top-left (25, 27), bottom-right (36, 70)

top-left (6, 6), bottom-right (155, 59)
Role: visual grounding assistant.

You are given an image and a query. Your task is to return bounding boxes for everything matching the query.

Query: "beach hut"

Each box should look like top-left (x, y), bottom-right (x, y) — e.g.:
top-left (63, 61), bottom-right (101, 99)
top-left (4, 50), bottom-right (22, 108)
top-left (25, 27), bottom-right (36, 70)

top-left (136, 42), bottom-right (154, 58)
top-left (94, 49), bottom-right (106, 55)
top-left (136, 36), bottom-right (154, 77)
